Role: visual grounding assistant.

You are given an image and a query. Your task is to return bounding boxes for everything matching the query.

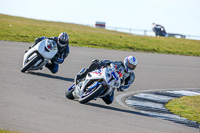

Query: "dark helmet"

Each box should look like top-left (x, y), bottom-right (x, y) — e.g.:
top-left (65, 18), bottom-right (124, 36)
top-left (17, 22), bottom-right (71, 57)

top-left (58, 32), bottom-right (69, 47)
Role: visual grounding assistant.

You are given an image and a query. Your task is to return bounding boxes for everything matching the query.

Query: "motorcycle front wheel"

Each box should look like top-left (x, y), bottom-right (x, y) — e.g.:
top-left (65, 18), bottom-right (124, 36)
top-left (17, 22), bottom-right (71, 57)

top-left (79, 83), bottom-right (104, 104)
top-left (65, 84), bottom-right (75, 100)
top-left (21, 54), bottom-right (41, 73)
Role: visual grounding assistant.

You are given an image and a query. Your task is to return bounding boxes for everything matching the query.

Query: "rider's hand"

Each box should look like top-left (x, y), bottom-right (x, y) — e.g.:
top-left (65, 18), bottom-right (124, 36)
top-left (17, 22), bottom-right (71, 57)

top-left (35, 37), bottom-right (46, 43)
top-left (35, 38), bottom-right (41, 43)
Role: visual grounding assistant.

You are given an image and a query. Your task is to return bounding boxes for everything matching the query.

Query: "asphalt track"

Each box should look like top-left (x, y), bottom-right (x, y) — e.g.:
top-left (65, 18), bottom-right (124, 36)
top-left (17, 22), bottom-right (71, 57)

top-left (0, 41), bottom-right (200, 133)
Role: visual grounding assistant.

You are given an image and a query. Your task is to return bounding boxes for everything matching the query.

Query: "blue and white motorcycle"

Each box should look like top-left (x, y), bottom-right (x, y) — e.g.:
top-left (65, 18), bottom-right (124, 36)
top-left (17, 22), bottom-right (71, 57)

top-left (65, 64), bottom-right (121, 104)
top-left (21, 39), bottom-right (58, 73)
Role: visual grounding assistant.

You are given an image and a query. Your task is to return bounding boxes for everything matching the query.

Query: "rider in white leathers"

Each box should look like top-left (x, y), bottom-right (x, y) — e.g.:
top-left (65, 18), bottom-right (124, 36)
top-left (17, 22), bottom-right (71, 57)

top-left (75, 56), bottom-right (137, 104)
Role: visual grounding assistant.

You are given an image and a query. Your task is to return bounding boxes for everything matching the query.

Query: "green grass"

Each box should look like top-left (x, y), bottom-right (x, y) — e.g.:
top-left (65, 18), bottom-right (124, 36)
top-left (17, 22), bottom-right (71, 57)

top-left (0, 129), bottom-right (21, 133)
top-left (165, 95), bottom-right (200, 123)
top-left (0, 14), bottom-right (200, 56)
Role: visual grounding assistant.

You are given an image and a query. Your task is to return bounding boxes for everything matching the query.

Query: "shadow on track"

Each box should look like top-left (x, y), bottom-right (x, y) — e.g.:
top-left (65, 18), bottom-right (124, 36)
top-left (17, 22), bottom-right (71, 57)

top-left (87, 102), bottom-right (200, 129)
top-left (28, 72), bottom-right (74, 82)
top-left (87, 102), bottom-right (149, 116)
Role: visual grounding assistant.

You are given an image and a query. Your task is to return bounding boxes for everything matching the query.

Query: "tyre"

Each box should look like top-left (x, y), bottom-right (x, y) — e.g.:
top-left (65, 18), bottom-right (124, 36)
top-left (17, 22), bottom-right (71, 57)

top-left (79, 83), bottom-right (104, 104)
top-left (21, 54), bottom-right (41, 73)
top-left (65, 84), bottom-right (75, 100)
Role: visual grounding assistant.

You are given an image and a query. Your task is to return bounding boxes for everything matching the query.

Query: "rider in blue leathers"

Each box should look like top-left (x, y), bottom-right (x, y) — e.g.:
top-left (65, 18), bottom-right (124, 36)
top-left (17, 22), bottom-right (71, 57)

top-left (152, 23), bottom-right (167, 37)
top-left (75, 56), bottom-right (138, 104)
top-left (33, 32), bottom-right (69, 74)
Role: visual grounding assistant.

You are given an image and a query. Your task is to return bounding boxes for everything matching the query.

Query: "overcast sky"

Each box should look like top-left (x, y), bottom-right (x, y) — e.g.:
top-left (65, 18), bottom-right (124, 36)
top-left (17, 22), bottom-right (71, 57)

top-left (0, 0), bottom-right (200, 37)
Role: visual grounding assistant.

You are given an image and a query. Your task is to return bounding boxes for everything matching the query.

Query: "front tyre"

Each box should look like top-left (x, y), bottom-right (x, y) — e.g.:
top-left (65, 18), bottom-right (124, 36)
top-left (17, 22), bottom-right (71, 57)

top-left (21, 55), bottom-right (41, 73)
top-left (65, 84), bottom-right (75, 100)
top-left (79, 83), bottom-right (104, 104)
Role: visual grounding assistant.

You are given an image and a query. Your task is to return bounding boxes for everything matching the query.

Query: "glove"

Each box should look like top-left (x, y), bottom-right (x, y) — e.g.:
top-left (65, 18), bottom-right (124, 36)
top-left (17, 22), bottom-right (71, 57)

top-left (35, 38), bottom-right (41, 43)
top-left (117, 85), bottom-right (129, 92)
top-left (35, 37), bottom-right (46, 43)
top-left (100, 60), bottom-right (111, 67)
top-left (35, 38), bottom-right (39, 42)
top-left (92, 59), bottom-right (99, 64)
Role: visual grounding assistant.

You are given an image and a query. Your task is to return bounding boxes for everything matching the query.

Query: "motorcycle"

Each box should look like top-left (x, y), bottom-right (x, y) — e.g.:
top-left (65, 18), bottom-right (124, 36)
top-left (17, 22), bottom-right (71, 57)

top-left (65, 64), bottom-right (121, 104)
top-left (21, 39), bottom-right (58, 73)
top-left (153, 25), bottom-right (167, 37)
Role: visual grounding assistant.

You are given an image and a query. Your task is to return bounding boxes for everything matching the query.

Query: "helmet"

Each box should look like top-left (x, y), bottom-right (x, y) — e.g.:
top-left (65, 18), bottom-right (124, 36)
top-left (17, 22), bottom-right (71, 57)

top-left (123, 56), bottom-right (137, 73)
top-left (58, 32), bottom-right (69, 47)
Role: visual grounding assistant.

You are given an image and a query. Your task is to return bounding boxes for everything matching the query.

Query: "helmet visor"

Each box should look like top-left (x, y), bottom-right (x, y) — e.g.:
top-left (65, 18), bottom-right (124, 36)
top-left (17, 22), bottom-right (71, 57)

top-left (59, 38), bottom-right (67, 45)
top-left (127, 63), bottom-right (136, 70)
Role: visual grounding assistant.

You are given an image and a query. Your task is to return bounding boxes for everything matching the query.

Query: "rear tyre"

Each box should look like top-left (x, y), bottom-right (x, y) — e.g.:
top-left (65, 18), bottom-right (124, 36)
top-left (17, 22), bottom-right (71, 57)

top-left (79, 84), bottom-right (104, 104)
top-left (21, 55), bottom-right (41, 73)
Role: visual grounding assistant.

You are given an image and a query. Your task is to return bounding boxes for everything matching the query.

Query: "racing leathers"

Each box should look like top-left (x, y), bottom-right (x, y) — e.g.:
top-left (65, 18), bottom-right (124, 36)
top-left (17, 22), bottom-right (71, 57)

top-left (33, 37), bottom-right (69, 73)
top-left (152, 24), bottom-right (167, 37)
top-left (75, 59), bottom-right (135, 104)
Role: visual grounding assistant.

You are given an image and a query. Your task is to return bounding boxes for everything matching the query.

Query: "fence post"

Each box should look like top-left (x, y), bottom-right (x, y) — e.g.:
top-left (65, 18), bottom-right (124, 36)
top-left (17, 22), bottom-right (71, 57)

top-left (144, 30), bottom-right (147, 36)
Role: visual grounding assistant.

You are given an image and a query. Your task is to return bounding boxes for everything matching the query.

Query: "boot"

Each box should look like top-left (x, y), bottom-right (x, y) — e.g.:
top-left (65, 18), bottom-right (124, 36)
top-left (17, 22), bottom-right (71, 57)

top-left (102, 90), bottom-right (114, 105)
top-left (45, 62), bottom-right (58, 74)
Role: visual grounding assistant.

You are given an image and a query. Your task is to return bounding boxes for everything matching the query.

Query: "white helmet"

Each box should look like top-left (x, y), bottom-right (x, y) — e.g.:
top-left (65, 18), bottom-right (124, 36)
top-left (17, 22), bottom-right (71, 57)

top-left (123, 56), bottom-right (137, 73)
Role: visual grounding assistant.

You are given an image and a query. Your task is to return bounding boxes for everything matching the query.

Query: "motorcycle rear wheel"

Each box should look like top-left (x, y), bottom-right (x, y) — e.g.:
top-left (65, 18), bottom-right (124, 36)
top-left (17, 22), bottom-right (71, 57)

top-left (79, 83), bottom-right (104, 104)
top-left (21, 54), bottom-right (41, 73)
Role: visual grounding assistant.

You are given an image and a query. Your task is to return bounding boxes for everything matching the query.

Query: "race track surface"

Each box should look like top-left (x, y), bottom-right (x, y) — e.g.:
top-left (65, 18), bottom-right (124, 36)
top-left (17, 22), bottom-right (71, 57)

top-left (0, 41), bottom-right (200, 133)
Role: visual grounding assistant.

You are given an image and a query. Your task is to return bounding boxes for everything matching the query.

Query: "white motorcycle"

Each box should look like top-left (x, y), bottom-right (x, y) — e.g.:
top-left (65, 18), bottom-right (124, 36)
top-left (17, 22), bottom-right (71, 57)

top-left (21, 39), bottom-right (58, 73)
top-left (65, 64), bottom-right (121, 104)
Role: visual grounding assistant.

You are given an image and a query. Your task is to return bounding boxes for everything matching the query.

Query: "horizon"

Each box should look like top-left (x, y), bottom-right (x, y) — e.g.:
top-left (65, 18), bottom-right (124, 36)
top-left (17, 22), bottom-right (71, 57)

top-left (1, 0), bottom-right (200, 39)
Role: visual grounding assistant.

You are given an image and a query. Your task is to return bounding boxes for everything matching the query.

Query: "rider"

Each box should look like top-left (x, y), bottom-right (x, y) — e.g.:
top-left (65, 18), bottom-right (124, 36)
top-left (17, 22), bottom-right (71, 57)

top-left (152, 23), bottom-right (167, 37)
top-left (32, 32), bottom-right (69, 74)
top-left (75, 56), bottom-right (137, 104)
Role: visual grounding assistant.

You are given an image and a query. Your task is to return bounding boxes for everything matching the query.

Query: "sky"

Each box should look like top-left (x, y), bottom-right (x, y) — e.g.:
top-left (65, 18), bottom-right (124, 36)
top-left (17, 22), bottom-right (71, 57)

top-left (0, 0), bottom-right (200, 38)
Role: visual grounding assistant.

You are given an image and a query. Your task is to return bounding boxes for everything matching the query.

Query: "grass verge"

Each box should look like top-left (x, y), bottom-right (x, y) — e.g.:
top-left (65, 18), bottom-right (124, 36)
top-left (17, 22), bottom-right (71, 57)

top-left (165, 95), bottom-right (200, 123)
top-left (0, 14), bottom-right (200, 56)
top-left (0, 129), bottom-right (21, 133)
